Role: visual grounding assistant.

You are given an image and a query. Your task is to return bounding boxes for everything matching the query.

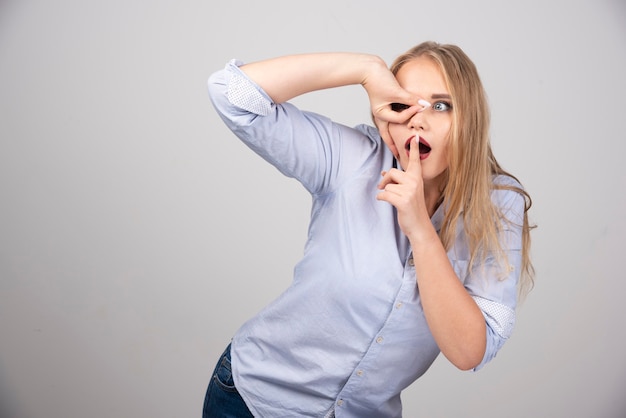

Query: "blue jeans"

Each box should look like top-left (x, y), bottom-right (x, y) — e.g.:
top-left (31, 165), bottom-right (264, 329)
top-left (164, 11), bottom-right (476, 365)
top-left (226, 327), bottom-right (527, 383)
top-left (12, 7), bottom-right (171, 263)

top-left (202, 344), bottom-right (254, 418)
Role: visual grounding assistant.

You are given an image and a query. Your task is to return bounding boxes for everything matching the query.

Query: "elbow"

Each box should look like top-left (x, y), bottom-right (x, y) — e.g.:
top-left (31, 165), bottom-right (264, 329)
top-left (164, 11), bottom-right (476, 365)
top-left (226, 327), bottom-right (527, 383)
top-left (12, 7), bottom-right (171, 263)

top-left (452, 351), bottom-right (484, 371)
top-left (446, 327), bottom-right (487, 371)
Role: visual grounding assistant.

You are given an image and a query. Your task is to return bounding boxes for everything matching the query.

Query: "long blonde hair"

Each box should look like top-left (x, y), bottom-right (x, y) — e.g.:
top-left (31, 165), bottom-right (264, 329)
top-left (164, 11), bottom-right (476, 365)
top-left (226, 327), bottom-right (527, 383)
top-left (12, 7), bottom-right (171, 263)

top-left (390, 42), bottom-right (535, 298)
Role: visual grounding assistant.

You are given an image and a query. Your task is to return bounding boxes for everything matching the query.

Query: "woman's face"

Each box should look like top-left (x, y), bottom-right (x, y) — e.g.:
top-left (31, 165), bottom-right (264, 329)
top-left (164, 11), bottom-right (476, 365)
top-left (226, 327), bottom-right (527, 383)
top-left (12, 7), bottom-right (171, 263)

top-left (388, 56), bottom-right (453, 189)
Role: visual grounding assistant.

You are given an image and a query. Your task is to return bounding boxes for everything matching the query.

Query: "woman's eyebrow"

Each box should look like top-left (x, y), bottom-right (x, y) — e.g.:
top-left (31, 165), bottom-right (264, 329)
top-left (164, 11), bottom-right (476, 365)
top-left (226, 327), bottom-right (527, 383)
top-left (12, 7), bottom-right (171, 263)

top-left (430, 94), bottom-right (451, 99)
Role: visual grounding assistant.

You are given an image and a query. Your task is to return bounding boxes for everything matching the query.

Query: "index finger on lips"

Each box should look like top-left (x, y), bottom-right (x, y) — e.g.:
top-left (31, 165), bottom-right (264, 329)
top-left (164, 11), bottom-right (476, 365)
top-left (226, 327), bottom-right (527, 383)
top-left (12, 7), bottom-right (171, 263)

top-left (405, 137), bottom-right (422, 175)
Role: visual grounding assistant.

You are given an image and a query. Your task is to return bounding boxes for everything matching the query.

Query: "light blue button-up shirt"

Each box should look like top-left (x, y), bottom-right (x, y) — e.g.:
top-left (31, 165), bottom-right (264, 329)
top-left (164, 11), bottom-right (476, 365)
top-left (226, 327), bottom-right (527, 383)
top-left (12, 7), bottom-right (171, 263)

top-left (208, 60), bottom-right (524, 418)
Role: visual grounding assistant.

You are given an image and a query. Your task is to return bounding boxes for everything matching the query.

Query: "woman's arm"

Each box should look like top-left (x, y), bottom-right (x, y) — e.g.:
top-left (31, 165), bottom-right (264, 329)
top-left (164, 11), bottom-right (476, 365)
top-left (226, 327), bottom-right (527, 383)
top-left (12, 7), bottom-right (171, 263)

top-left (239, 53), bottom-right (419, 141)
top-left (240, 53), bottom-right (379, 103)
top-left (378, 139), bottom-right (487, 370)
top-left (410, 225), bottom-right (487, 370)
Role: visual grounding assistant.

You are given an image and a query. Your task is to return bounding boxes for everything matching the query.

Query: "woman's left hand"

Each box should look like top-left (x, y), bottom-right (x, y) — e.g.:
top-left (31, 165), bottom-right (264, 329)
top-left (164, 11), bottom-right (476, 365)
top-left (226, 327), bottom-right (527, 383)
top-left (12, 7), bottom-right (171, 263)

top-left (376, 138), bottom-right (432, 240)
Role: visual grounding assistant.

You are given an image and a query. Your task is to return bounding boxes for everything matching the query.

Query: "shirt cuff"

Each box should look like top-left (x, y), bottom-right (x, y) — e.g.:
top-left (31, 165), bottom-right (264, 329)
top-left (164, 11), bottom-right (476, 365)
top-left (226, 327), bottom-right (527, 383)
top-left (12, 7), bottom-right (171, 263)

top-left (471, 295), bottom-right (516, 371)
top-left (473, 295), bottom-right (516, 339)
top-left (226, 59), bottom-right (274, 116)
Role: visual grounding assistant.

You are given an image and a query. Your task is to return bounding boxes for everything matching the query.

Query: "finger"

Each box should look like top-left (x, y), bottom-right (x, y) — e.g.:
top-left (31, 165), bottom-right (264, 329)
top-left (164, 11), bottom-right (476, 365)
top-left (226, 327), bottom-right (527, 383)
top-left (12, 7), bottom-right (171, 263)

top-left (376, 185), bottom-right (397, 202)
top-left (376, 183), bottom-right (406, 207)
top-left (378, 168), bottom-right (404, 189)
top-left (405, 137), bottom-right (422, 176)
top-left (381, 182), bottom-right (403, 195)
top-left (376, 105), bottom-right (419, 124)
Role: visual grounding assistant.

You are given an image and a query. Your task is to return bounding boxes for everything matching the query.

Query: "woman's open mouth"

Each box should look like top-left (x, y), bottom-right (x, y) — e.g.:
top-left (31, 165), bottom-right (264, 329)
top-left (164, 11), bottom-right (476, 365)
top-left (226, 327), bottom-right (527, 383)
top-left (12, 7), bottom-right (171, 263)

top-left (405, 136), bottom-right (431, 160)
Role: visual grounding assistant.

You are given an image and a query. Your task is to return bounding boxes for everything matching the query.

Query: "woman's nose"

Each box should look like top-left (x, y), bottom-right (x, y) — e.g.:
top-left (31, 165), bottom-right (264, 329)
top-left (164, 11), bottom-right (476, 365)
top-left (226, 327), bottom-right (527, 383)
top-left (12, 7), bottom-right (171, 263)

top-left (408, 110), bottom-right (427, 131)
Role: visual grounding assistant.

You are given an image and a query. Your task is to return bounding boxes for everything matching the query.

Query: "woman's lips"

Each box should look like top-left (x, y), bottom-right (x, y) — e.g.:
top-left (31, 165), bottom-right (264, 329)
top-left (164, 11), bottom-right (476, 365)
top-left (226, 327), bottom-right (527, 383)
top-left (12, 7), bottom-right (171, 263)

top-left (405, 136), bottom-right (432, 160)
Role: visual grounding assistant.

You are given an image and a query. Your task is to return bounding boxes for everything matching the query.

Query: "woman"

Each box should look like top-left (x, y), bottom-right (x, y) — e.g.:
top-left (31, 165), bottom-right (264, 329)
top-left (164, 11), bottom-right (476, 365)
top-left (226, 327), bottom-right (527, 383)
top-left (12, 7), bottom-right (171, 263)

top-left (204, 41), bottom-right (534, 418)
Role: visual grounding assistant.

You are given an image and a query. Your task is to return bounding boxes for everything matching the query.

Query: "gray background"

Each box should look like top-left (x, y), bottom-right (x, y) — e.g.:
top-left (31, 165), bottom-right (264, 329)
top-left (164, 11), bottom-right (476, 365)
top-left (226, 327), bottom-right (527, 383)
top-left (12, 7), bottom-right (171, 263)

top-left (1, 0), bottom-right (625, 417)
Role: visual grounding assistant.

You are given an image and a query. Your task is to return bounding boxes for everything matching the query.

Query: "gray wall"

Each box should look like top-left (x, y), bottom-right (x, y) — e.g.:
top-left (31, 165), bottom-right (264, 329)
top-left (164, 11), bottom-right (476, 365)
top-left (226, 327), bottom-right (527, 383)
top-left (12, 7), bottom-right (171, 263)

top-left (1, 0), bottom-right (625, 417)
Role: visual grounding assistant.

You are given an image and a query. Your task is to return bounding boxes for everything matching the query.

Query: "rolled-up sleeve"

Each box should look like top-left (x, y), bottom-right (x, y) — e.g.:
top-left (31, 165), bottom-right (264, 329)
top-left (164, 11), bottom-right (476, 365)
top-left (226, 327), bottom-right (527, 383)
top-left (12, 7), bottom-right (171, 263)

top-left (207, 60), bottom-right (382, 196)
top-left (460, 180), bottom-right (525, 371)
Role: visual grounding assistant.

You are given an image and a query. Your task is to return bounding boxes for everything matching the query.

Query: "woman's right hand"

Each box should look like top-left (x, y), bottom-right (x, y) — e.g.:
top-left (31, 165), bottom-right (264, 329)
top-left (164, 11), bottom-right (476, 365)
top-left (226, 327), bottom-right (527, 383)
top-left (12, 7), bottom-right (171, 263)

top-left (240, 53), bottom-right (419, 157)
top-left (360, 60), bottom-right (419, 159)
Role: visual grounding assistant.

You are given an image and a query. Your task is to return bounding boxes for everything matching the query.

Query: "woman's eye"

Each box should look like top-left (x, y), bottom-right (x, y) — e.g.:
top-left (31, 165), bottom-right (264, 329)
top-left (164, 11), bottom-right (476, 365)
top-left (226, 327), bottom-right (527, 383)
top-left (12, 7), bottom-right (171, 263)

top-left (432, 101), bottom-right (452, 112)
top-left (390, 103), bottom-right (410, 112)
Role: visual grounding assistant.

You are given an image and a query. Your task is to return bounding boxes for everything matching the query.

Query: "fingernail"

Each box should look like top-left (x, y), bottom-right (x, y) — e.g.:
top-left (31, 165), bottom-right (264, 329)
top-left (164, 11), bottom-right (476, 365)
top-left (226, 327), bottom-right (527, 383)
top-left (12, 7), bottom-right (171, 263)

top-left (418, 99), bottom-right (431, 113)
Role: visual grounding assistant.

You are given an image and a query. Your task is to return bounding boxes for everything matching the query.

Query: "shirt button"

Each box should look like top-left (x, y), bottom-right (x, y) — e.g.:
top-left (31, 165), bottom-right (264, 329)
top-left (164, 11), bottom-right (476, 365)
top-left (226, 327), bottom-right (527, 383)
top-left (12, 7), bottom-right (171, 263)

top-left (376, 336), bottom-right (384, 344)
top-left (337, 399), bottom-right (344, 406)
top-left (356, 370), bottom-right (364, 376)
top-left (408, 257), bottom-right (415, 267)
top-left (396, 302), bottom-right (403, 309)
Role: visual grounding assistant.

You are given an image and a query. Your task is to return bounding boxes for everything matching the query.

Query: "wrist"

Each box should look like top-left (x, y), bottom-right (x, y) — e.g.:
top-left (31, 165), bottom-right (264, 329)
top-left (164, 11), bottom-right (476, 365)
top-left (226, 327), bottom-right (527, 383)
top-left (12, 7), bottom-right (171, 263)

top-left (359, 54), bottom-right (388, 86)
top-left (407, 223), bottom-right (441, 253)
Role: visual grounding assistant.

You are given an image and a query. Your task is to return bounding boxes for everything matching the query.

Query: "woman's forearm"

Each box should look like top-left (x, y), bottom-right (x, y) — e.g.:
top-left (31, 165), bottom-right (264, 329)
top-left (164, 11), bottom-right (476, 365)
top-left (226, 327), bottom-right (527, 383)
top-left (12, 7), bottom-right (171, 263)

top-left (410, 229), bottom-right (487, 371)
top-left (239, 53), bottom-right (387, 104)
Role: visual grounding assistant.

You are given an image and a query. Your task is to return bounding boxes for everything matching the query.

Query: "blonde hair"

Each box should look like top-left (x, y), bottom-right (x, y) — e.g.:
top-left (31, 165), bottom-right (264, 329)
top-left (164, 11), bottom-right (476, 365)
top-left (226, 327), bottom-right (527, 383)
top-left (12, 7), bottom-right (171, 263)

top-left (390, 42), bottom-right (535, 298)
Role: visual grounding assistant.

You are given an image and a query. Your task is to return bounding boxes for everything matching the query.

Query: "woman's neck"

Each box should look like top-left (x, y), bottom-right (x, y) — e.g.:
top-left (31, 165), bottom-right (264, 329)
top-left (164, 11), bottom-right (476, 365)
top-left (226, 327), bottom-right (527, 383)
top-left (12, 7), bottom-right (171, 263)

top-left (424, 188), bottom-right (443, 218)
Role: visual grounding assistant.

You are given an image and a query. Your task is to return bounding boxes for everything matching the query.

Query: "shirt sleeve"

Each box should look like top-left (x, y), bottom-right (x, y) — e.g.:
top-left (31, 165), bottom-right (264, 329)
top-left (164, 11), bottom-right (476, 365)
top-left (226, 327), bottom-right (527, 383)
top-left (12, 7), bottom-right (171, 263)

top-left (459, 178), bottom-right (526, 371)
top-left (207, 59), bottom-right (382, 196)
